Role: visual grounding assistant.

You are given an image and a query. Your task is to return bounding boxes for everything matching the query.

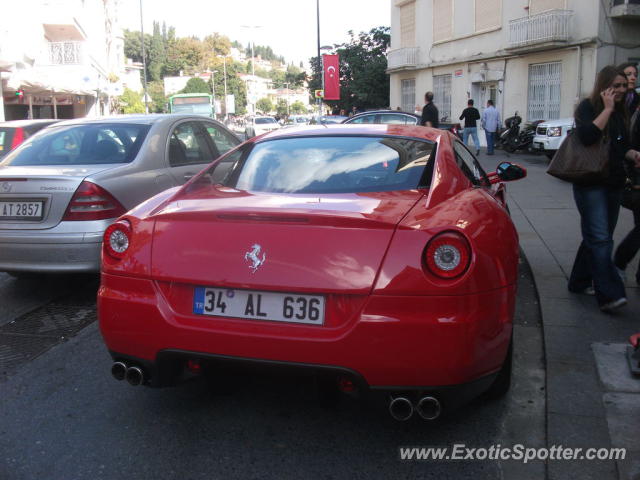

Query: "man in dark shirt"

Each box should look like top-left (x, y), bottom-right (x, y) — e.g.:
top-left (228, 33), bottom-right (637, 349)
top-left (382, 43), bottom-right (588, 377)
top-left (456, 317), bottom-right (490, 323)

top-left (421, 92), bottom-right (439, 128)
top-left (459, 99), bottom-right (481, 155)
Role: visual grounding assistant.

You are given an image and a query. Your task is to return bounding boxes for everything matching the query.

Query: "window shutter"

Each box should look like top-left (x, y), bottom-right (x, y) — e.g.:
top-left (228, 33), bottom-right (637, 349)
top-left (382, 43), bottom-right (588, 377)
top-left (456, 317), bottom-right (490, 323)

top-left (475, 0), bottom-right (501, 31)
top-left (400, 1), bottom-right (416, 47)
top-left (433, 0), bottom-right (453, 42)
top-left (529, 0), bottom-right (565, 15)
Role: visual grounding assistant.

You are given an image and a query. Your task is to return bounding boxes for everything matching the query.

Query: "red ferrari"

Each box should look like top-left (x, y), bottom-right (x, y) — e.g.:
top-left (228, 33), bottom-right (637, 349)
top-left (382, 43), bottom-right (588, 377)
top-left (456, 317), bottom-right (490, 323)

top-left (98, 124), bottom-right (526, 421)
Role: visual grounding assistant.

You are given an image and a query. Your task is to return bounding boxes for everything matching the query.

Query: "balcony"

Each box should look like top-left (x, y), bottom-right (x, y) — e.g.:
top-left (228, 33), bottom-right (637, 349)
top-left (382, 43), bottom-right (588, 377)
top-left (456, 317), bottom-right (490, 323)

top-left (387, 47), bottom-right (419, 71)
top-left (610, 0), bottom-right (640, 18)
top-left (508, 10), bottom-right (573, 50)
top-left (48, 42), bottom-right (83, 65)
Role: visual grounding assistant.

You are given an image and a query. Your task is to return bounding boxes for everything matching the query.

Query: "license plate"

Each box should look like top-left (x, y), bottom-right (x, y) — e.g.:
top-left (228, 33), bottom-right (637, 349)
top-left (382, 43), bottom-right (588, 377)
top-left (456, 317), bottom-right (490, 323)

top-left (534, 142), bottom-right (544, 150)
top-left (193, 287), bottom-right (325, 325)
top-left (0, 201), bottom-right (44, 219)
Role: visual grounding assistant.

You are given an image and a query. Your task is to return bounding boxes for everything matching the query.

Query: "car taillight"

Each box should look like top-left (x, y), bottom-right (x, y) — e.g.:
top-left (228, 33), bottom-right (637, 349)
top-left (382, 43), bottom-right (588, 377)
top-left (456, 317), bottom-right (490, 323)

top-left (62, 181), bottom-right (126, 221)
top-left (424, 231), bottom-right (471, 279)
top-left (103, 220), bottom-right (131, 259)
top-left (10, 127), bottom-right (24, 149)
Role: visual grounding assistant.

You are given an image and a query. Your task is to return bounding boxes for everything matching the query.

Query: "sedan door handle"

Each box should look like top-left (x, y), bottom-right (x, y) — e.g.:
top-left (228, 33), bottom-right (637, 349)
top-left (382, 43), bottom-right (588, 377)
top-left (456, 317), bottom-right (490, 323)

top-left (183, 173), bottom-right (195, 181)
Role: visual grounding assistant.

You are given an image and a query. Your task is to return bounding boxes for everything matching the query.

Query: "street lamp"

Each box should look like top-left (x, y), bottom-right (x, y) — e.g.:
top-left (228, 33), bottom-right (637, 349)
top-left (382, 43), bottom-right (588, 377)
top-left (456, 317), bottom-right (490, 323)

top-left (211, 69), bottom-right (218, 118)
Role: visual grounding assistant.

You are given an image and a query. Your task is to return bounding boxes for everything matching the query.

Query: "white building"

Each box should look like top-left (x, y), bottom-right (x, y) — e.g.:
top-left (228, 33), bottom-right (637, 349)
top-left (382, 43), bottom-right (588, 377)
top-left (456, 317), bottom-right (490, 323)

top-left (239, 74), bottom-right (272, 114)
top-left (388, 0), bottom-right (640, 127)
top-left (270, 87), bottom-right (311, 111)
top-left (0, 0), bottom-right (125, 121)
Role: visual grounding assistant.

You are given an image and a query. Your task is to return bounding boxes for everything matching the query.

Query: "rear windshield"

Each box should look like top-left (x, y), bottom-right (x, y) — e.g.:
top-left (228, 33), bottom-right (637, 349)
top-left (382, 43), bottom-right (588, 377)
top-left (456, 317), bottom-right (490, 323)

top-left (230, 136), bottom-right (434, 194)
top-left (0, 128), bottom-right (15, 158)
top-left (0, 123), bottom-right (150, 166)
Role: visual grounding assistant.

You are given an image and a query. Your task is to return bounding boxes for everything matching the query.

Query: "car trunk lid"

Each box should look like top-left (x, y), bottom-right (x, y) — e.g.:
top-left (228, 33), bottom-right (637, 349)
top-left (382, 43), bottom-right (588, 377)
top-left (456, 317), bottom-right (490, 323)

top-left (150, 188), bottom-right (425, 293)
top-left (0, 165), bottom-right (117, 229)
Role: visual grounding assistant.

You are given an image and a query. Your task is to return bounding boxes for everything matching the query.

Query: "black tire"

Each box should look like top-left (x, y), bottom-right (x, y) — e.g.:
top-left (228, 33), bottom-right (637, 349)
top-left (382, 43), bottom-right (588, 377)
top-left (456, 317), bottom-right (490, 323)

top-left (485, 336), bottom-right (512, 398)
top-left (504, 143), bottom-right (516, 153)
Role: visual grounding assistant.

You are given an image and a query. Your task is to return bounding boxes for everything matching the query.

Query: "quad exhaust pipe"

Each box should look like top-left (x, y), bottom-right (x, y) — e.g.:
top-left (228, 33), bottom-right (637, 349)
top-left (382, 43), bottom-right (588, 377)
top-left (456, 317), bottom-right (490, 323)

top-left (389, 395), bottom-right (441, 421)
top-left (111, 362), bottom-right (145, 386)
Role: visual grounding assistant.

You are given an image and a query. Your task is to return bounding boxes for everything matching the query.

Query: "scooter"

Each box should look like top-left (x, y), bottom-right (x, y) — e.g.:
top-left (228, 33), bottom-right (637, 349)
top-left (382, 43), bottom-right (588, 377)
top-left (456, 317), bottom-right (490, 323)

top-left (496, 112), bottom-right (522, 152)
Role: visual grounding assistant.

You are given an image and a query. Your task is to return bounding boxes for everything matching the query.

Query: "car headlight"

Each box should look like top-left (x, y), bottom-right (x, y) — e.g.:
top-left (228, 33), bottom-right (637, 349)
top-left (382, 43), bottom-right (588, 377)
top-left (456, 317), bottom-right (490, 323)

top-left (547, 127), bottom-right (562, 137)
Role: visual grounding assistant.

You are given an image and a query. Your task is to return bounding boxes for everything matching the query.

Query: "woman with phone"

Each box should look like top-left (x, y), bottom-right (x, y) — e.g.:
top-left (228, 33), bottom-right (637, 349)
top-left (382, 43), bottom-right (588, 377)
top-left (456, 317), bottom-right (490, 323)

top-left (568, 65), bottom-right (640, 312)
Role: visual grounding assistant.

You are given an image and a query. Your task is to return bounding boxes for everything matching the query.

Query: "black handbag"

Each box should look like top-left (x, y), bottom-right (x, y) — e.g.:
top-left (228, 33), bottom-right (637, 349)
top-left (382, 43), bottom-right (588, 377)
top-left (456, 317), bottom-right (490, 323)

top-left (547, 132), bottom-right (609, 184)
top-left (621, 184), bottom-right (640, 210)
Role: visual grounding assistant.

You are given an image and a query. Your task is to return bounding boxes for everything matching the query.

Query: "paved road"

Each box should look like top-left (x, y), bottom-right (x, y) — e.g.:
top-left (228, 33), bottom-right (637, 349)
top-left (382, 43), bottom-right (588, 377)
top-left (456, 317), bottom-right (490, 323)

top-left (0, 256), bottom-right (544, 479)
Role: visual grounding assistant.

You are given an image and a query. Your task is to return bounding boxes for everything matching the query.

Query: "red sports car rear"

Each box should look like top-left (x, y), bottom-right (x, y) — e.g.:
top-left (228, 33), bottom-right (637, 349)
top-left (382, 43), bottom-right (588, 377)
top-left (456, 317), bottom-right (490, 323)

top-left (98, 125), bottom-right (525, 420)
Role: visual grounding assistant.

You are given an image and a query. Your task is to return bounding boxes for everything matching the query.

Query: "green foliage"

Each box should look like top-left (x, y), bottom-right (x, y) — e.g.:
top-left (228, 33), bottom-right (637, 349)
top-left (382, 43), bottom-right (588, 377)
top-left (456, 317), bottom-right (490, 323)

top-left (181, 77), bottom-right (211, 94)
top-left (276, 99), bottom-right (288, 117)
top-left (256, 97), bottom-right (273, 114)
top-left (308, 26), bottom-right (390, 112)
top-left (119, 88), bottom-right (145, 114)
top-left (290, 101), bottom-right (307, 114)
top-left (148, 81), bottom-right (167, 113)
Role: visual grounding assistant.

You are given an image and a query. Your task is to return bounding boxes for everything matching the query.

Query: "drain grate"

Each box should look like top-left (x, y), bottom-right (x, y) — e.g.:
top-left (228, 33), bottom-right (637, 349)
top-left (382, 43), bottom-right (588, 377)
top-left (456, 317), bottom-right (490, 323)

top-left (0, 294), bottom-right (97, 379)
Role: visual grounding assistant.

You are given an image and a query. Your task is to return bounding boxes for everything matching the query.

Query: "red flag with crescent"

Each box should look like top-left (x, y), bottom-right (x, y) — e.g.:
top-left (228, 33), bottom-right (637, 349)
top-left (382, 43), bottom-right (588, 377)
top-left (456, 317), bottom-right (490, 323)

top-left (322, 54), bottom-right (340, 100)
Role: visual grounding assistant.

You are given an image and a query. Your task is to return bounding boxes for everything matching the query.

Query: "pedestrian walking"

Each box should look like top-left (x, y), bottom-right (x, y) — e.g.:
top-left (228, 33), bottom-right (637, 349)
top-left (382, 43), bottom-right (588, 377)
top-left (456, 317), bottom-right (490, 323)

top-left (614, 81), bottom-right (640, 284)
top-left (567, 65), bottom-right (640, 312)
top-left (459, 99), bottom-right (481, 155)
top-left (420, 92), bottom-right (439, 128)
top-left (481, 100), bottom-right (500, 155)
top-left (618, 61), bottom-right (639, 113)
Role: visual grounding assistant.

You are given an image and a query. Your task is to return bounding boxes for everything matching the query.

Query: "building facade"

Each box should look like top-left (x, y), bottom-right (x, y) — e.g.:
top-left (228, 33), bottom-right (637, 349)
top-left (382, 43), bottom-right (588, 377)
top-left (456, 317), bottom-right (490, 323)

top-left (0, 0), bottom-right (125, 121)
top-left (388, 0), bottom-right (640, 130)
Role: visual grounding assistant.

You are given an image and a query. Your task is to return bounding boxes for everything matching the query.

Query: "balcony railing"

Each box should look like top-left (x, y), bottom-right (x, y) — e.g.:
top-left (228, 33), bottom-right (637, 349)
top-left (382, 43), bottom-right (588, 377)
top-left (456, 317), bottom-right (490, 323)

top-left (48, 41), bottom-right (83, 65)
top-left (387, 47), bottom-right (419, 70)
top-left (508, 10), bottom-right (573, 49)
top-left (610, 0), bottom-right (640, 18)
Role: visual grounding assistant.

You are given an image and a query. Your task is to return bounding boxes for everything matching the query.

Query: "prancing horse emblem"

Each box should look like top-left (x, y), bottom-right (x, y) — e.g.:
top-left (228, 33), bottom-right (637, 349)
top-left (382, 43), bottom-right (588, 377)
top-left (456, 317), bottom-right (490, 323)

top-left (244, 244), bottom-right (266, 273)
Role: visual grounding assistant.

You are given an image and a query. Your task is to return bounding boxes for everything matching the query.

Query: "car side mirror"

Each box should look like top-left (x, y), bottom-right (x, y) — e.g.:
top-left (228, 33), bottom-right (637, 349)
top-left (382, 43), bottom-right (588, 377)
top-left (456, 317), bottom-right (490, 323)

top-left (488, 162), bottom-right (527, 184)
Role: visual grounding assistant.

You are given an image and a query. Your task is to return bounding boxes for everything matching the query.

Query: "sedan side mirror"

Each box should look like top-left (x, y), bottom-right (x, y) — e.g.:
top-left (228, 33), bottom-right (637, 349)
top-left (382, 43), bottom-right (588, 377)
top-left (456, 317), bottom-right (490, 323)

top-left (488, 162), bottom-right (527, 184)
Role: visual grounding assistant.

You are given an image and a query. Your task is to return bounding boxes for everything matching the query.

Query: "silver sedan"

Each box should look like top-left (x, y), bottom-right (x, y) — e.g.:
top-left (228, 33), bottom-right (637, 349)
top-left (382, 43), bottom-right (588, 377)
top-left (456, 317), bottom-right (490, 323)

top-left (0, 114), bottom-right (241, 275)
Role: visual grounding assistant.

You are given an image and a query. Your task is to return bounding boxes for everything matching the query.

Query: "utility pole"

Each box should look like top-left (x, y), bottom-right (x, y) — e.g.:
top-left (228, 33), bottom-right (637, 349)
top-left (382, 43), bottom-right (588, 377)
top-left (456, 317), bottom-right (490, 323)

top-left (139, 0), bottom-right (149, 114)
top-left (223, 57), bottom-right (228, 120)
top-left (316, 0), bottom-right (321, 115)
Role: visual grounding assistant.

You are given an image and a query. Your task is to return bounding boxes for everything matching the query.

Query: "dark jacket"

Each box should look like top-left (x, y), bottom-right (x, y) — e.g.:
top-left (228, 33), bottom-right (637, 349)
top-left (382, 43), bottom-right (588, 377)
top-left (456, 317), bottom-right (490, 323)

top-left (574, 98), bottom-right (630, 187)
top-left (459, 107), bottom-right (480, 128)
top-left (421, 103), bottom-right (439, 128)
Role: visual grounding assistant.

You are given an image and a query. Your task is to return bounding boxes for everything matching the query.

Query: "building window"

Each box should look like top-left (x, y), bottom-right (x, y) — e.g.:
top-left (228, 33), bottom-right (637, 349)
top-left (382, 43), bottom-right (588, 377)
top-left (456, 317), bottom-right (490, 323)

top-left (433, 0), bottom-right (453, 42)
top-left (401, 78), bottom-right (415, 113)
top-left (528, 62), bottom-right (561, 121)
top-left (433, 74), bottom-right (452, 122)
top-left (400, 1), bottom-right (416, 47)
top-left (475, 0), bottom-right (501, 31)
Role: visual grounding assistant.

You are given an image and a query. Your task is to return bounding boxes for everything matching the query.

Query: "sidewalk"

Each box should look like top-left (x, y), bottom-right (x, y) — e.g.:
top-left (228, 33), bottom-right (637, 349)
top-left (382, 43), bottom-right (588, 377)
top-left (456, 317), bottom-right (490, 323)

top-left (478, 150), bottom-right (640, 480)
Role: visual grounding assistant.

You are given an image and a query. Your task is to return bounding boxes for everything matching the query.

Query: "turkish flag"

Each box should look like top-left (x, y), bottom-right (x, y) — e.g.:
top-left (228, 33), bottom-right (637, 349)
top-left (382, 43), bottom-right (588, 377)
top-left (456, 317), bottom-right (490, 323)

top-left (322, 54), bottom-right (340, 100)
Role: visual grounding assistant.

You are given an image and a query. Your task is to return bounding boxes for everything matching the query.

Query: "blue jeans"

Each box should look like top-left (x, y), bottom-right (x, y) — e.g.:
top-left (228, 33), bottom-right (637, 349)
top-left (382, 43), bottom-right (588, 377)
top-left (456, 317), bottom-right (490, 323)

top-left (463, 127), bottom-right (480, 151)
top-left (568, 184), bottom-right (626, 305)
top-left (485, 131), bottom-right (496, 154)
top-left (614, 206), bottom-right (640, 283)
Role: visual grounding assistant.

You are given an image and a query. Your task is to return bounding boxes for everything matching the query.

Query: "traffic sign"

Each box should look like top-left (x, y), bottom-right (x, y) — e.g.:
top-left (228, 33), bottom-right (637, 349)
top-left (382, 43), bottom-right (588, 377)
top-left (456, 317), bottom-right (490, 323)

top-left (314, 89), bottom-right (324, 99)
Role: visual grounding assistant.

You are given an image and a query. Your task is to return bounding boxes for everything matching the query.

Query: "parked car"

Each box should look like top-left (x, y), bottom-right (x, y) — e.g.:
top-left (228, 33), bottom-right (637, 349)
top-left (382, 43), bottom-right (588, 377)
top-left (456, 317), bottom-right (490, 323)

top-left (0, 114), bottom-right (241, 276)
top-left (343, 110), bottom-right (463, 138)
top-left (99, 124), bottom-right (526, 420)
top-left (309, 115), bottom-right (349, 125)
top-left (281, 115), bottom-right (310, 128)
top-left (0, 119), bottom-right (60, 159)
top-left (532, 117), bottom-right (574, 159)
top-left (245, 116), bottom-right (280, 138)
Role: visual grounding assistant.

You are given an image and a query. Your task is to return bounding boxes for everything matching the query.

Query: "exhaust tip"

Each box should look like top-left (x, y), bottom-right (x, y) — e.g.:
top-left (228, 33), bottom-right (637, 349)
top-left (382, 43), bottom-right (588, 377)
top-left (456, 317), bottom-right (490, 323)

top-left (416, 396), bottom-right (441, 421)
top-left (111, 362), bottom-right (127, 381)
top-left (125, 366), bottom-right (144, 386)
top-left (389, 397), bottom-right (414, 421)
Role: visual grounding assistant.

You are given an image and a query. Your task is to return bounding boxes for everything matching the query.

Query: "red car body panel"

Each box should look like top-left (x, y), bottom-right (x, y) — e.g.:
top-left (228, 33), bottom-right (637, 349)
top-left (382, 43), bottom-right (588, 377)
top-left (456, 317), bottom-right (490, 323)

top-left (98, 124), bottom-right (521, 393)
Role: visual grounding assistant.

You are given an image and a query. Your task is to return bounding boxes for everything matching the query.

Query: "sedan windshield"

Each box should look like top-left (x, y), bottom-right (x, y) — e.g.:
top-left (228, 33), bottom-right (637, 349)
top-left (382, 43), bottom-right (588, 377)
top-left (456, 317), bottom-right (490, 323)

top-left (1, 123), bottom-right (150, 166)
top-left (232, 136), bottom-right (434, 194)
top-left (255, 117), bottom-right (277, 125)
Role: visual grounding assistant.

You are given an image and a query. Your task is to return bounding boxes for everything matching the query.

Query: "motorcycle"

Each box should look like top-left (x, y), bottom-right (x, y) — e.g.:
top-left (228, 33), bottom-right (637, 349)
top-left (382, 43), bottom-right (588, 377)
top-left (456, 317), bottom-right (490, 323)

top-left (497, 112), bottom-right (544, 153)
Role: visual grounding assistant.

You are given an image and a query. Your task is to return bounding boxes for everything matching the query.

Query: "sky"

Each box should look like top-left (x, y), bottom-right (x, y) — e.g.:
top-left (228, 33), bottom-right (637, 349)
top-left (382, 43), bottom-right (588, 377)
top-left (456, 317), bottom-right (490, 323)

top-left (125, 0), bottom-right (390, 67)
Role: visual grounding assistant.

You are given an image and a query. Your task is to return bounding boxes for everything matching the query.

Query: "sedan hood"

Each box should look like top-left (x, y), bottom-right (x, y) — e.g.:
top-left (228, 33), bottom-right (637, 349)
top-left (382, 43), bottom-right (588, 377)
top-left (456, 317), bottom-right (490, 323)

top-left (149, 188), bottom-right (425, 293)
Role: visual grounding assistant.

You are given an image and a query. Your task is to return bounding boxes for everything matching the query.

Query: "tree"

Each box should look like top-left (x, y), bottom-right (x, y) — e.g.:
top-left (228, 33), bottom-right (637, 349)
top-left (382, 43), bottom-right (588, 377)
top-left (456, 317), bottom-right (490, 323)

top-left (181, 77), bottom-right (211, 94)
top-left (148, 80), bottom-right (167, 113)
top-left (290, 101), bottom-right (307, 114)
top-left (119, 88), bottom-right (145, 114)
top-left (256, 97), bottom-right (273, 114)
top-left (276, 99), bottom-right (288, 117)
top-left (308, 26), bottom-right (390, 112)
top-left (148, 22), bottom-right (167, 82)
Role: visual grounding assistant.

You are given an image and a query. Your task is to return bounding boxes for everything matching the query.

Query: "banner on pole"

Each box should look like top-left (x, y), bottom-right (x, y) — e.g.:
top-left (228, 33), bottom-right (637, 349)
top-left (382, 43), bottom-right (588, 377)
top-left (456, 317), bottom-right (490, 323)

top-left (322, 54), bottom-right (340, 100)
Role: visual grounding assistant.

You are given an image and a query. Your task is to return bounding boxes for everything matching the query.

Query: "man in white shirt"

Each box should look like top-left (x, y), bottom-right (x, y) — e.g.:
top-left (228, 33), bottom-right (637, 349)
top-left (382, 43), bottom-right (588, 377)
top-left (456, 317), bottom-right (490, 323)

top-left (481, 100), bottom-right (501, 155)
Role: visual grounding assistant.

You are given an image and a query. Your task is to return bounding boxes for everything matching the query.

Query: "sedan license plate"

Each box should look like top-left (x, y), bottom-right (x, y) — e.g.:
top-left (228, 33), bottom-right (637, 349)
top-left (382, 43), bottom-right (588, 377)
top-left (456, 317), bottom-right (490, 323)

top-left (534, 142), bottom-right (544, 150)
top-left (193, 287), bottom-right (325, 325)
top-left (0, 201), bottom-right (43, 219)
